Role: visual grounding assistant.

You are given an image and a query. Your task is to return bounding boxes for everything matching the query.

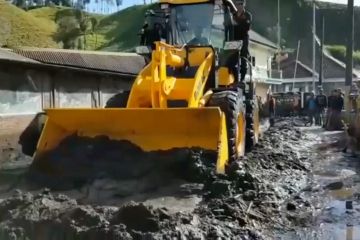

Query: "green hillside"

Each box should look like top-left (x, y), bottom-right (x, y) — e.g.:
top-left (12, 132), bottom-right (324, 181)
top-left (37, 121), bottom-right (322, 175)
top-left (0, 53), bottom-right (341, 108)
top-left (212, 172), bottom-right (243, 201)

top-left (96, 4), bottom-right (152, 51)
top-left (0, 0), bottom-right (58, 48)
top-left (96, 0), bottom-right (360, 53)
top-left (1, 0), bottom-right (359, 59)
top-left (0, 1), bottom-right (107, 50)
top-left (28, 6), bottom-right (106, 50)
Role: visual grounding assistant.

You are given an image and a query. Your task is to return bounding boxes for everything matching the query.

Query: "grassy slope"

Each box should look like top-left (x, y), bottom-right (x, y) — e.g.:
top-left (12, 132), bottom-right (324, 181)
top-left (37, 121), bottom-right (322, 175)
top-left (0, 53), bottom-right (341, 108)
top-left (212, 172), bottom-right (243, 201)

top-left (326, 45), bottom-right (360, 67)
top-left (0, 0), bottom-right (58, 48)
top-left (0, 2), bottom-right (106, 50)
top-left (29, 6), bottom-right (106, 50)
top-left (95, 1), bottom-right (306, 52)
top-left (2, 0), bottom-right (359, 55)
top-left (96, 4), bottom-right (152, 51)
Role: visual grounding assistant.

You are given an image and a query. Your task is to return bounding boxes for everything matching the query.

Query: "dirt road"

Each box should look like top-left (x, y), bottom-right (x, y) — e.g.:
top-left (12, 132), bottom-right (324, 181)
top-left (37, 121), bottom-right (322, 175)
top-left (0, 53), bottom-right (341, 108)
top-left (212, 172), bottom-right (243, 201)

top-left (0, 118), bottom-right (340, 239)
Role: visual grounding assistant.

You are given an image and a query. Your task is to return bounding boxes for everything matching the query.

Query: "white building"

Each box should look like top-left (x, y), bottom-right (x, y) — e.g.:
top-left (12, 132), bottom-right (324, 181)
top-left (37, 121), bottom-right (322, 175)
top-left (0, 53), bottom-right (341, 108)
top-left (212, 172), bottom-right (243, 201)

top-left (248, 30), bottom-right (281, 103)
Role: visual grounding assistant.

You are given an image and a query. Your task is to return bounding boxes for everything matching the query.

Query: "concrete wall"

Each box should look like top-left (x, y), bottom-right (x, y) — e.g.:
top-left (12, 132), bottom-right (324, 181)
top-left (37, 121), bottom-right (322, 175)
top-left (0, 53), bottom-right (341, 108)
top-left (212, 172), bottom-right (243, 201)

top-left (0, 62), bottom-right (135, 163)
top-left (0, 63), bottom-right (134, 114)
top-left (249, 43), bottom-right (278, 97)
top-left (249, 43), bottom-right (273, 71)
top-left (0, 114), bottom-right (36, 163)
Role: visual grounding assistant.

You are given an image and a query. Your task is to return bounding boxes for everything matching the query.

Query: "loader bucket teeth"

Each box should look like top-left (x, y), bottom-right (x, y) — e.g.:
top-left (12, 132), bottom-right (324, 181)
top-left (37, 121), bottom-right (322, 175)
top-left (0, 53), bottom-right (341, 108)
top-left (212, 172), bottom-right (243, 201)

top-left (34, 108), bottom-right (229, 174)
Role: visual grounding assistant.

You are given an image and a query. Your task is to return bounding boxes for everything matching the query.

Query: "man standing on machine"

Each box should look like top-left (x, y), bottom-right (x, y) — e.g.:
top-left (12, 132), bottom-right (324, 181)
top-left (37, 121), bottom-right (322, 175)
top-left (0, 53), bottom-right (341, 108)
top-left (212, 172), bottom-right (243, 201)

top-left (224, 0), bottom-right (252, 83)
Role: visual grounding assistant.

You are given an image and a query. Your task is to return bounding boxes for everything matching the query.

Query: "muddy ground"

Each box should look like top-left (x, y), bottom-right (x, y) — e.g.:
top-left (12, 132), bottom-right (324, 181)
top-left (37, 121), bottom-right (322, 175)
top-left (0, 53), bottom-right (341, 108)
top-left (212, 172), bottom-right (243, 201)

top-left (0, 118), bottom-right (329, 239)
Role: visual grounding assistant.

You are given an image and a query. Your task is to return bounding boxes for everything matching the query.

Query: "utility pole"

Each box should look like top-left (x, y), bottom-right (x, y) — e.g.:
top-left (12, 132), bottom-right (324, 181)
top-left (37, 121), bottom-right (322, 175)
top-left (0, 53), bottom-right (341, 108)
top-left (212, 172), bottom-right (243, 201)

top-left (312, 0), bottom-right (316, 93)
top-left (293, 40), bottom-right (301, 91)
top-left (345, 0), bottom-right (354, 118)
top-left (319, 14), bottom-right (325, 87)
top-left (345, 0), bottom-right (354, 87)
top-left (277, 0), bottom-right (281, 72)
top-left (277, 0), bottom-right (281, 50)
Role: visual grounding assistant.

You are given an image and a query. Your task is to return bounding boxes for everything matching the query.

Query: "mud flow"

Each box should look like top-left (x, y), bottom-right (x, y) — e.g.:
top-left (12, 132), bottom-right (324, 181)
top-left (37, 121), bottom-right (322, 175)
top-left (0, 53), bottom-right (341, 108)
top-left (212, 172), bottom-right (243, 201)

top-left (0, 119), bottom-right (315, 239)
top-left (275, 126), bottom-right (360, 240)
top-left (10, 134), bottom-right (218, 208)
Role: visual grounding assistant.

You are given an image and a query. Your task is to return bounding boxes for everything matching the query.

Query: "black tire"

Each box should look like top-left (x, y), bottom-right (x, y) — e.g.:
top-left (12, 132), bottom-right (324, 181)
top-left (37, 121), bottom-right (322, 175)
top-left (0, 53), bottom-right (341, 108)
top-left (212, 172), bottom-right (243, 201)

top-left (207, 90), bottom-right (242, 163)
top-left (245, 99), bottom-right (257, 151)
top-left (105, 91), bottom-right (130, 108)
top-left (18, 112), bottom-right (47, 156)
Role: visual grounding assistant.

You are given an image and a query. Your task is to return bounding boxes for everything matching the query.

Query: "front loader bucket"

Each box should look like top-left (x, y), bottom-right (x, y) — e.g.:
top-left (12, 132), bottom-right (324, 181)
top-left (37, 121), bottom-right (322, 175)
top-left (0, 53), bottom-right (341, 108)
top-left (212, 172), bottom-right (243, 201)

top-left (34, 108), bottom-right (229, 173)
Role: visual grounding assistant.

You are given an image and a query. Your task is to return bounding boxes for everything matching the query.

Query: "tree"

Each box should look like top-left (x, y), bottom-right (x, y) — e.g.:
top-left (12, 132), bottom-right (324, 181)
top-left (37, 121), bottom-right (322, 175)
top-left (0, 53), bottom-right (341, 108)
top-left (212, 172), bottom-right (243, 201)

top-left (54, 9), bottom-right (98, 50)
top-left (77, 37), bottom-right (83, 50)
top-left (74, 9), bottom-right (97, 50)
top-left (54, 16), bottom-right (80, 49)
top-left (90, 17), bottom-right (99, 48)
top-left (14, 0), bottom-right (26, 8)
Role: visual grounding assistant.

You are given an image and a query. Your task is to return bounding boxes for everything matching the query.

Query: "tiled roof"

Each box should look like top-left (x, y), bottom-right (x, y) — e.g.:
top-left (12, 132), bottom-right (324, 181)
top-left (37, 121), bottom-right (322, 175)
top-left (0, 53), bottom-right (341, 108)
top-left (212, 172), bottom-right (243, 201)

top-left (280, 49), bottom-right (360, 79)
top-left (0, 48), bottom-right (39, 63)
top-left (11, 48), bottom-right (146, 75)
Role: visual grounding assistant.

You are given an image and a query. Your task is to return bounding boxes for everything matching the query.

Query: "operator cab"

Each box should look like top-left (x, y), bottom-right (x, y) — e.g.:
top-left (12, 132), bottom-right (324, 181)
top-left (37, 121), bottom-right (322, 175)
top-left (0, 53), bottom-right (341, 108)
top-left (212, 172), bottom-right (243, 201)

top-left (137, 0), bottom-right (252, 91)
top-left (137, 0), bottom-right (225, 54)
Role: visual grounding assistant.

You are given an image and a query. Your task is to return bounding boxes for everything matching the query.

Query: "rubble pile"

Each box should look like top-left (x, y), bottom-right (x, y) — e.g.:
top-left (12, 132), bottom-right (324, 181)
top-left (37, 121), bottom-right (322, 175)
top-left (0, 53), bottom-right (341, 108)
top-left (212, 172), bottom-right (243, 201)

top-left (0, 119), bottom-right (312, 239)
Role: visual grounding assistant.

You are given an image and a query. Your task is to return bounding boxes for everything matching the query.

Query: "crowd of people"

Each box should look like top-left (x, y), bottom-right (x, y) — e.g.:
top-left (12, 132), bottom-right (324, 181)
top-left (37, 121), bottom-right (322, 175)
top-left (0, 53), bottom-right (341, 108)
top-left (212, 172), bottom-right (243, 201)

top-left (265, 86), bottom-right (354, 131)
top-left (305, 88), bottom-right (345, 131)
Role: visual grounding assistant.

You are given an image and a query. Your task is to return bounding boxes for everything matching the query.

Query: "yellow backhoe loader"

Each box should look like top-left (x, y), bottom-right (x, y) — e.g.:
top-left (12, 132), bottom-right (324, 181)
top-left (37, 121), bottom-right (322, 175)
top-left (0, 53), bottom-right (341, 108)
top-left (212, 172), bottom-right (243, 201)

top-left (29, 0), bottom-right (260, 174)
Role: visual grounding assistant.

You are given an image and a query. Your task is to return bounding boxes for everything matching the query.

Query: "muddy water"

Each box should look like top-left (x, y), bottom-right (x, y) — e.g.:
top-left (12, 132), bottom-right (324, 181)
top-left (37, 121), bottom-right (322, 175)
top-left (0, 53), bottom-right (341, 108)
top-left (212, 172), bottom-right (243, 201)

top-left (277, 126), bottom-right (360, 240)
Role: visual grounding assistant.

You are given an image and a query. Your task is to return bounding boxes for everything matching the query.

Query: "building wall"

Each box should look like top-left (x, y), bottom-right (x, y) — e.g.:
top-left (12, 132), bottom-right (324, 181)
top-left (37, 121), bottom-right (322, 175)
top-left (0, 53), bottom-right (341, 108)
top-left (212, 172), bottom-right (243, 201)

top-left (0, 62), bottom-right (135, 163)
top-left (249, 43), bottom-right (273, 70)
top-left (249, 44), bottom-right (277, 103)
top-left (0, 63), bottom-right (134, 114)
top-left (0, 114), bottom-right (35, 163)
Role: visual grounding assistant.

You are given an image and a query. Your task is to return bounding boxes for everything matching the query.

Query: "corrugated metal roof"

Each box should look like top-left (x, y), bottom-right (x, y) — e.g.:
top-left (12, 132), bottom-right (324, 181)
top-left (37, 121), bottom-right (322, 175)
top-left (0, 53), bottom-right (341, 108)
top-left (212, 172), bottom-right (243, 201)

top-left (0, 48), bottom-right (39, 63)
top-left (12, 48), bottom-right (146, 75)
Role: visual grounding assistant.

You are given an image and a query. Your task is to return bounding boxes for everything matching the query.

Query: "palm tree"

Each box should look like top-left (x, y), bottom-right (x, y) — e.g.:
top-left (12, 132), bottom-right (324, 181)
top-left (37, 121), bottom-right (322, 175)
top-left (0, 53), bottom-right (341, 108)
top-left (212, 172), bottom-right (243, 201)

top-left (54, 16), bottom-right (80, 49)
top-left (90, 17), bottom-right (99, 49)
top-left (54, 8), bottom-right (99, 50)
top-left (74, 9), bottom-right (98, 50)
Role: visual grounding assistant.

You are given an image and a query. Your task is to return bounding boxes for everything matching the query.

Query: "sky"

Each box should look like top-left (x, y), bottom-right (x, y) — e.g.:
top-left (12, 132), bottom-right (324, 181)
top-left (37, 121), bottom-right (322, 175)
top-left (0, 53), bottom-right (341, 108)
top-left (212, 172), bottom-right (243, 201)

top-left (85, 0), bottom-right (145, 14)
top-left (317, 0), bottom-right (360, 5)
top-left (85, 0), bottom-right (360, 14)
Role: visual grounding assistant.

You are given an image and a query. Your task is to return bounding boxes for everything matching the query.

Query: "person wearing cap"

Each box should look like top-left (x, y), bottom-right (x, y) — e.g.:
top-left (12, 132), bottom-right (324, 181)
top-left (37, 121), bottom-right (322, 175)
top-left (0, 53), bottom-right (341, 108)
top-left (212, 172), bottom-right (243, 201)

top-left (223, 0), bottom-right (252, 83)
top-left (315, 87), bottom-right (328, 127)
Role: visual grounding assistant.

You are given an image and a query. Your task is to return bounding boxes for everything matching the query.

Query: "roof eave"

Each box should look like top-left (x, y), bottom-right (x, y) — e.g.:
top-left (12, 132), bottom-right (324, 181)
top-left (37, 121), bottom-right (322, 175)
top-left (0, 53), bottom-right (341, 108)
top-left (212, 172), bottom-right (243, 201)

top-left (250, 39), bottom-right (278, 50)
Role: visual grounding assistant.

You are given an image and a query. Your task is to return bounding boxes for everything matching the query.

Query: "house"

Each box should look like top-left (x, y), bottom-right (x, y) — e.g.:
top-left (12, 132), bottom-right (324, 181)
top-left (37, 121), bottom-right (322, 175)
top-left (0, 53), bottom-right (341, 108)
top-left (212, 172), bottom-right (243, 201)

top-left (247, 30), bottom-right (281, 103)
top-left (0, 48), bottom-right (144, 162)
top-left (277, 48), bottom-right (360, 95)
